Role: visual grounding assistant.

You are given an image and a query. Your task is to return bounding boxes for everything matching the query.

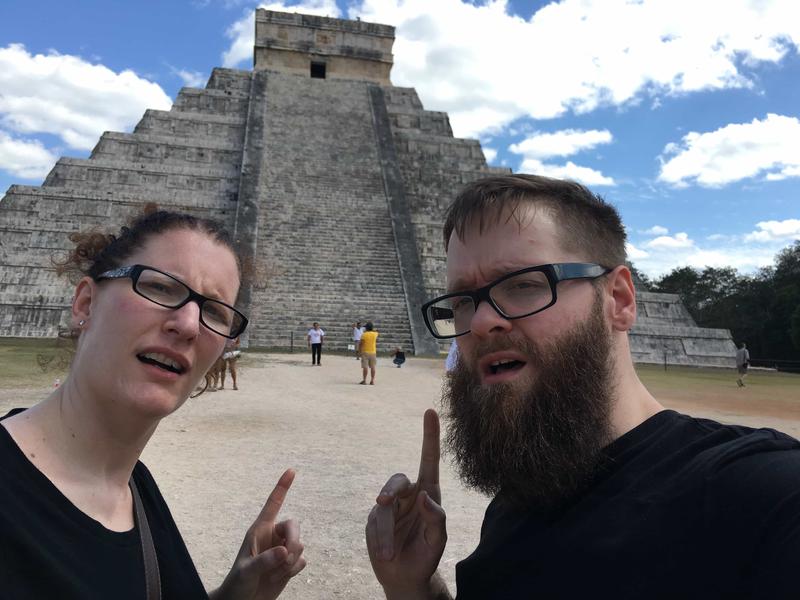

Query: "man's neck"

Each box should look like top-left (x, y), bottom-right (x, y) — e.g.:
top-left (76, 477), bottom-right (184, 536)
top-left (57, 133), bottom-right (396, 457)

top-left (608, 350), bottom-right (665, 441)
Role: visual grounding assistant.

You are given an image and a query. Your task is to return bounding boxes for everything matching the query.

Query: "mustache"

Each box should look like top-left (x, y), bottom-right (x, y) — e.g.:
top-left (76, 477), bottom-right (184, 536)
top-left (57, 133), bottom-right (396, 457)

top-left (459, 335), bottom-right (544, 368)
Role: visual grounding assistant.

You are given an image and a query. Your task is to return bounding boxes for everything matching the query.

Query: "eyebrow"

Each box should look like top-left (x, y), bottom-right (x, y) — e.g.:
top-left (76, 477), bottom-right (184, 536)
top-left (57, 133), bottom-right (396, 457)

top-left (447, 263), bottom-right (533, 293)
top-left (161, 268), bottom-right (236, 306)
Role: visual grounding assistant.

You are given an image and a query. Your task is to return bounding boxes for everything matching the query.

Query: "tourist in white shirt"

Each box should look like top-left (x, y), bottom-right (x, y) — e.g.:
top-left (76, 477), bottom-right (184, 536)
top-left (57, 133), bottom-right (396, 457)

top-left (307, 322), bottom-right (325, 366)
top-left (353, 321), bottom-right (365, 359)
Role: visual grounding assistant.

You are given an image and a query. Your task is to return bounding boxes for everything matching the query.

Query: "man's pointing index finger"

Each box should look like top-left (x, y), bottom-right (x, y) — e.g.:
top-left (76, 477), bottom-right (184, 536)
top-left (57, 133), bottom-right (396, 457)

top-left (417, 409), bottom-right (441, 497)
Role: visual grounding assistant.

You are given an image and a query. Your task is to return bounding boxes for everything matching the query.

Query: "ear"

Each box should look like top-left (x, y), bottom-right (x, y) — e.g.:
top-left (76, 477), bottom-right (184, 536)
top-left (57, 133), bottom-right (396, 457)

top-left (605, 265), bottom-right (636, 332)
top-left (72, 277), bottom-right (96, 326)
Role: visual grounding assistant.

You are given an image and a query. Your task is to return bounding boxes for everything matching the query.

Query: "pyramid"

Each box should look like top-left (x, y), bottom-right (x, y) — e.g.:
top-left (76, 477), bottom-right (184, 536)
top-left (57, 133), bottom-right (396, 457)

top-left (0, 9), bottom-right (735, 365)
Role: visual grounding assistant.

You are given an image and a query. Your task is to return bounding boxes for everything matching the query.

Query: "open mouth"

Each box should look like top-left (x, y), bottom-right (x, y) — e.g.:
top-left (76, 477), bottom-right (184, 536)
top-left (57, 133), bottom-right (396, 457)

top-left (137, 352), bottom-right (185, 375)
top-left (488, 359), bottom-right (525, 375)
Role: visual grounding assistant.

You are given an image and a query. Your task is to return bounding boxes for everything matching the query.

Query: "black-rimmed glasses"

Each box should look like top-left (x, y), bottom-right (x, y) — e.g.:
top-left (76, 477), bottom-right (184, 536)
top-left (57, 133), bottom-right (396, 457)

top-left (96, 264), bottom-right (248, 339)
top-left (421, 263), bottom-right (611, 339)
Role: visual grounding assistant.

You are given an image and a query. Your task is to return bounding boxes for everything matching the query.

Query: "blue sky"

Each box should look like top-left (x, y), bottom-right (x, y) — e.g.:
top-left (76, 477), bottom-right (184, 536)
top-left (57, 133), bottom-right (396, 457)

top-left (1, 0), bottom-right (798, 278)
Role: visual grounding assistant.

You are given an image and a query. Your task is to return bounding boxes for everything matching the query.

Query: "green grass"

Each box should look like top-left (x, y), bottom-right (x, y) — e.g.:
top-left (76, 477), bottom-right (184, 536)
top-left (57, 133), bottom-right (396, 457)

top-left (0, 338), bottom-right (71, 388)
top-left (636, 363), bottom-right (800, 402)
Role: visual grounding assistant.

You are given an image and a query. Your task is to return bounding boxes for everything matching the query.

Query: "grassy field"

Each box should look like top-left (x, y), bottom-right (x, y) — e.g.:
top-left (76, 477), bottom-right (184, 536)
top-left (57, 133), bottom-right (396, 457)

top-left (0, 338), bottom-right (72, 388)
top-left (637, 363), bottom-right (800, 397)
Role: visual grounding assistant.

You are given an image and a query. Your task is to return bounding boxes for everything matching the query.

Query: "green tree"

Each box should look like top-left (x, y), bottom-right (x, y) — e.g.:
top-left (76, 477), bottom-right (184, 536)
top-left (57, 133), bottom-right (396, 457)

top-left (767, 241), bottom-right (800, 359)
top-left (653, 266), bottom-right (702, 316)
top-left (791, 304), bottom-right (800, 352)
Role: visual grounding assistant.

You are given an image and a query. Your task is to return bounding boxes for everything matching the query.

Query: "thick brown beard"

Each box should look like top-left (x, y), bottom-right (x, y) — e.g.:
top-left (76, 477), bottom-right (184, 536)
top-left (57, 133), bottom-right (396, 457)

top-left (441, 293), bottom-right (615, 511)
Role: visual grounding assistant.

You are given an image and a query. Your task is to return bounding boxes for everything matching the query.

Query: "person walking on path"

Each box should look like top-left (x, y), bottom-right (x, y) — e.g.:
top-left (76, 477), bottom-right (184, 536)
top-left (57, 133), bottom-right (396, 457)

top-left (219, 336), bottom-right (241, 390)
top-left (352, 322), bottom-right (365, 359)
top-left (307, 322), bottom-right (325, 366)
top-left (359, 322), bottom-right (379, 384)
top-left (736, 342), bottom-right (750, 387)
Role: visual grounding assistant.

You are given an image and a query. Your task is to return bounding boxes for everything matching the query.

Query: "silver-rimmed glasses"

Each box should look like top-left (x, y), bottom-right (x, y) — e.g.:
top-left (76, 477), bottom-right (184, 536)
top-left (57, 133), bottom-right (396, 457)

top-left (96, 264), bottom-right (248, 339)
top-left (421, 262), bottom-right (611, 339)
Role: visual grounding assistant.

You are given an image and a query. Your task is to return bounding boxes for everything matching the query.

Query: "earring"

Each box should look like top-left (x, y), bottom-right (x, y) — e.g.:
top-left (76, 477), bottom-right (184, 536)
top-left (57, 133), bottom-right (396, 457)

top-left (78, 320), bottom-right (86, 326)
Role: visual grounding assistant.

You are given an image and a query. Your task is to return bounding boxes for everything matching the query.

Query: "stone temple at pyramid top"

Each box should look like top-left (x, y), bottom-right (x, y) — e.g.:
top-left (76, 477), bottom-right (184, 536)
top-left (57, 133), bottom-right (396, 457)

top-left (254, 9), bottom-right (395, 84)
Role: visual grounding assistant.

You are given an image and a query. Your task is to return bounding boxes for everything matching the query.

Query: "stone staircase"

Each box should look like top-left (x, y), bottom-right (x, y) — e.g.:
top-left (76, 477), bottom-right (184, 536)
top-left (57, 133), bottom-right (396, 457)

top-left (246, 72), bottom-right (415, 352)
top-left (383, 86), bottom-right (510, 301)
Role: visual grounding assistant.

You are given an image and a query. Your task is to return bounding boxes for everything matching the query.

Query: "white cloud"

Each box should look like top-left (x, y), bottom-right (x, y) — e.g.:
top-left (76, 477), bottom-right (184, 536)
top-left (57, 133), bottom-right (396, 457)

top-left (641, 225), bottom-right (669, 236)
top-left (345, 0), bottom-right (800, 138)
top-left (482, 147), bottom-right (497, 163)
top-left (645, 232), bottom-right (693, 248)
top-left (509, 129), bottom-right (612, 159)
top-left (0, 130), bottom-right (57, 179)
top-left (519, 158), bottom-right (615, 187)
top-left (222, 1), bottom-right (342, 67)
top-left (631, 240), bottom-right (784, 278)
top-left (0, 44), bottom-right (171, 151)
top-left (631, 219), bottom-right (799, 278)
top-left (222, 12), bottom-right (255, 67)
top-left (174, 68), bottom-right (207, 88)
top-left (744, 219), bottom-right (800, 242)
top-left (658, 113), bottom-right (800, 187)
top-left (509, 128), bottom-right (615, 186)
top-left (626, 242), bottom-right (650, 260)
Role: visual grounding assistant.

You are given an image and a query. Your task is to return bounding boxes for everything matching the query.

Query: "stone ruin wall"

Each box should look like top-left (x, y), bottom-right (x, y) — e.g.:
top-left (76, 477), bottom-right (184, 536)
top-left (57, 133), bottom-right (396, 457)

top-left (631, 292), bottom-right (736, 367)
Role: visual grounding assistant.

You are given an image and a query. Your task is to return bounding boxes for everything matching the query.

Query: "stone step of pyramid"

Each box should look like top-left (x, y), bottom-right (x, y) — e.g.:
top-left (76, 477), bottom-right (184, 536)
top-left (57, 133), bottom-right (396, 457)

top-left (42, 158), bottom-right (240, 198)
top-left (92, 131), bottom-right (244, 162)
top-left (205, 68), bottom-right (254, 93)
top-left (3, 184), bottom-right (236, 210)
top-left (134, 109), bottom-right (246, 142)
top-left (172, 87), bottom-right (251, 116)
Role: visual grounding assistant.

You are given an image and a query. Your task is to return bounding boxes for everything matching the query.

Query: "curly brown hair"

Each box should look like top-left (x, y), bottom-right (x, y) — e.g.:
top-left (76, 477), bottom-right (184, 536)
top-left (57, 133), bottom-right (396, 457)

top-left (55, 203), bottom-right (246, 283)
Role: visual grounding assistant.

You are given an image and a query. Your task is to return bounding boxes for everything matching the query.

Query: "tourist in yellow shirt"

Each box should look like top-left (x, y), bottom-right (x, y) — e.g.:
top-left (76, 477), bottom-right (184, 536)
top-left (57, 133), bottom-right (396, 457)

top-left (358, 322), bottom-right (379, 385)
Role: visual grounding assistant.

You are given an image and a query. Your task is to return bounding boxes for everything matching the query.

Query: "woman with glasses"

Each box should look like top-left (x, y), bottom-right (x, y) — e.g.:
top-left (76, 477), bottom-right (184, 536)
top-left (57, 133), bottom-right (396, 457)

top-left (0, 207), bottom-right (305, 599)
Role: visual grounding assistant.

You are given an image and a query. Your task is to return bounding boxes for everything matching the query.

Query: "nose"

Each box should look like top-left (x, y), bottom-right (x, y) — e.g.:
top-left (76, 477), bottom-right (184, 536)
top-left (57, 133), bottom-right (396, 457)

top-left (164, 299), bottom-right (201, 339)
top-left (468, 298), bottom-right (512, 339)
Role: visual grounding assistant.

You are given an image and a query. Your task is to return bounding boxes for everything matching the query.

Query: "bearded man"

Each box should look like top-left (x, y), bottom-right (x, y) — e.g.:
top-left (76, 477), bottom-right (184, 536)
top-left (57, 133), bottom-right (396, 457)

top-left (365, 174), bottom-right (800, 599)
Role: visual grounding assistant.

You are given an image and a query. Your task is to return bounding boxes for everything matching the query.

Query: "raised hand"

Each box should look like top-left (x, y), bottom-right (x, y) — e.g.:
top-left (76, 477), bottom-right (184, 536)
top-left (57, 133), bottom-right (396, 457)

top-left (211, 469), bottom-right (306, 600)
top-left (366, 409), bottom-right (448, 598)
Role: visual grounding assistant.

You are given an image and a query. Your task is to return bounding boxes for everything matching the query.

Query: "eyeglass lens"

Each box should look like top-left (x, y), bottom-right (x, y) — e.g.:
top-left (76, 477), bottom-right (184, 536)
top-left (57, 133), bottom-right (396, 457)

top-left (135, 269), bottom-right (241, 336)
top-left (427, 269), bottom-right (554, 337)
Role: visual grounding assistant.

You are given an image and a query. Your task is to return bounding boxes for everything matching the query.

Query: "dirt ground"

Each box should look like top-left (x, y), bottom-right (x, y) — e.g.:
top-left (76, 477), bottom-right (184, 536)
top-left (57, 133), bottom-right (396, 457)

top-left (2, 353), bottom-right (799, 599)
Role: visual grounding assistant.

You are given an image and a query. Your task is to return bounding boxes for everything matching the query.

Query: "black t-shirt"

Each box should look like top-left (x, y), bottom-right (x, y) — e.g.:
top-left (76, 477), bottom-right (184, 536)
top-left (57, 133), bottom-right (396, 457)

top-left (0, 409), bottom-right (208, 599)
top-left (456, 410), bottom-right (800, 599)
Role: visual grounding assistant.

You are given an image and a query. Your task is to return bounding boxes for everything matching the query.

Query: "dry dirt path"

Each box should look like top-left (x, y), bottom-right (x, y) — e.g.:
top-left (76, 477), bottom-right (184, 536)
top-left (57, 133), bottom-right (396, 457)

top-left (2, 353), bottom-right (798, 599)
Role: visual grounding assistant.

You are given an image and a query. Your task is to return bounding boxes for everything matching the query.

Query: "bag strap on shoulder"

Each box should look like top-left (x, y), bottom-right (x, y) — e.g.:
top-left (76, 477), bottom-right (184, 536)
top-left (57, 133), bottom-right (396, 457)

top-left (130, 477), bottom-right (162, 600)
